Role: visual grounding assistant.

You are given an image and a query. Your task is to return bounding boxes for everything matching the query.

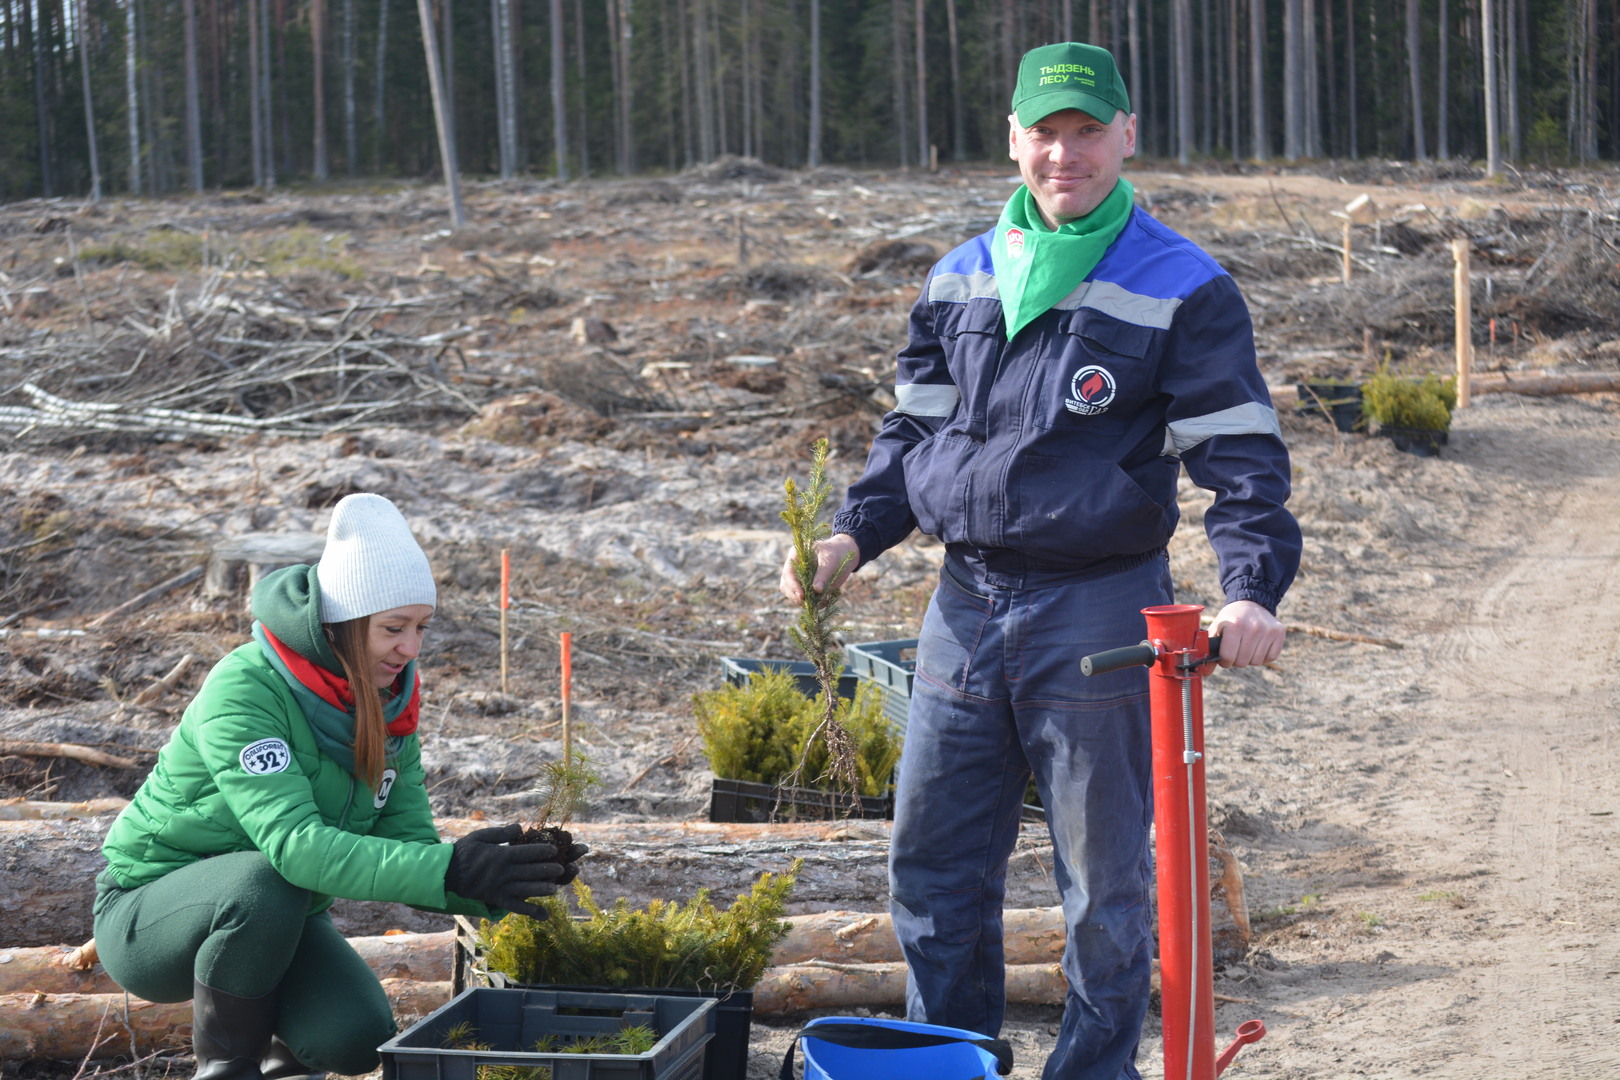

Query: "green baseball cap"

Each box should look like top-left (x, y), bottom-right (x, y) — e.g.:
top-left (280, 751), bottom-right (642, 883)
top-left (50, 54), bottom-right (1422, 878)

top-left (1011, 42), bottom-right (1130, 126)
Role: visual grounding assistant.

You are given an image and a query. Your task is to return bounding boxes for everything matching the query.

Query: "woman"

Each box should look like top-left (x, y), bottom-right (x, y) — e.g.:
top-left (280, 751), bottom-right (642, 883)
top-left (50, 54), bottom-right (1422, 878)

top-left (94, 493), bottom-right (581, 1080)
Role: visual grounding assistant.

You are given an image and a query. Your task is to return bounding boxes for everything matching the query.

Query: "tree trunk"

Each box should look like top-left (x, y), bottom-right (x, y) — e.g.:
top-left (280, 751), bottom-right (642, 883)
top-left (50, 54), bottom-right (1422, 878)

top-left (313, 0), bottom-right (329, 180)
top-left (260, 0), bottom-right (275, 187)
top-left (416, 0), bottom-right (465, 228)
top-left (342, 0), bottom-right (357, 175)
top-left (914, 0), bottom-right (928, 169)
top-left (1437, 0), bottom-right (1449, 157)
top-left (1304, 0), bottom-right (1321, 156)
top-left (0, 980), bottom-right (448, 1062)
top-left (693, 0), bottom-right (715, 162)
top-left (891, 0), bottom-right (910, 167)
top-left (1406, 0), bottom-right (1426, 159)
top-left (181, 0), bottom-right (203, 191)
top-left (1173, 0), bottom-right (1192, 163)
top-left (945, 0), bottom-right (963, 160)
top-left (249, 0), bottom-right (264, 187)
top-left (1483, 0), bottom-right (1500, 174)
top-left (1507, 0), bottom-right (1522, 160)
top-left (441, 0), bottom-right (455, 157)
top-left (1343, 0), bottom-right (1355, 157)
top-left (1250, 0), bottom-right (1266, 160)
top-left (0, 932), bottom-right (454, 996)
top-left (373, 0), bottom-right (390, 173)
top-left (125, 0), bottom-right (140, 194)
top-left (550, 0), bottom-right (567, 179)
top-left (78, 0), bottom-right (102, 201)
top-left (574, 0), bottom-right (589, 174)
top-left (32, 0), bottom-right (55, 197)
top-left (493, 0), bottom-right (512, 178)
top-left (754, 961), bottom-right (1067, 1015)
top-left (1129, 0), bottom-right (1143, 147)
top-left (807, 0), bottom-right (821, 167)
top-left (607, 0), bottom-right (630, 173)
top-left (502, 0), bottom-right (521, 175)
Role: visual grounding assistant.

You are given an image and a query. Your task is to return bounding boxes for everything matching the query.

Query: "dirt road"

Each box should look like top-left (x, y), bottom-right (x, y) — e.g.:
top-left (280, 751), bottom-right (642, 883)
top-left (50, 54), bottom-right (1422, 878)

top-left (1179, 395), bottom-right (1620, 1080)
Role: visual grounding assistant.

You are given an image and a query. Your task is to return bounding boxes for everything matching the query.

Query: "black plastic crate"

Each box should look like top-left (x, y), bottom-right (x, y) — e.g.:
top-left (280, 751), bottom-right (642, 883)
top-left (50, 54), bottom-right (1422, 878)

top-left (452, 918), bottom-right (754, 1080)
top-left (708, 776), bottom-right (892, 824)
top-left (844, 638), bottom-right (918, 735)
top-left (718, 656), bottom-right (858, 700)
top-left (379, 986), bottom-right (713, 1080)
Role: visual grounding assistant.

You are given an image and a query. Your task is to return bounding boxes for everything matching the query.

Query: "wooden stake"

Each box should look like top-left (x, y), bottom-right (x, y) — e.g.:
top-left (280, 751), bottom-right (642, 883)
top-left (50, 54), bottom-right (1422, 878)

top-left (1453, 238), bottom-right (1472, 409)
top-left (560, 631), bottom-right (572, 757)
top-left (499, 549), bottom-right (510, 695)
top-left (1341, 219), bottom-right (1353, 284)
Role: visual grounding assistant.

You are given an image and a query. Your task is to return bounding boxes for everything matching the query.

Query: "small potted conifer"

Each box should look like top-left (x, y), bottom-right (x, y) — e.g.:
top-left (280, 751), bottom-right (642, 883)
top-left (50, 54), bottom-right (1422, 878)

top-left (1361, 366), bottom-right (1458, 456)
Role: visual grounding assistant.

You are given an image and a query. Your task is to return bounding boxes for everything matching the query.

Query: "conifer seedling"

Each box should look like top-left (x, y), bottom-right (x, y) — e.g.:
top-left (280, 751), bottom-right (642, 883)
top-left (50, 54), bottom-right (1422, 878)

top-left (514, 745), bottom-right (599, 877)
top-left (778, 438), bottom-right (862, 809)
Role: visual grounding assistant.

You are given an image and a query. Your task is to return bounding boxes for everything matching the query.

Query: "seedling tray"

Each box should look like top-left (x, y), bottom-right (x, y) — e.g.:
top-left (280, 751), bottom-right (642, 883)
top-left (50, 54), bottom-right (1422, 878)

top-left (844, 638), bottom-right (917, 734)
top-left (379, 986), bottom-right (714, 1080)
top-left (452, 918), bottom-right (753, 1080)
top-left (718, 656), bottom-right (858, 700)
top-left (709, 776), bottom-right (892, 824)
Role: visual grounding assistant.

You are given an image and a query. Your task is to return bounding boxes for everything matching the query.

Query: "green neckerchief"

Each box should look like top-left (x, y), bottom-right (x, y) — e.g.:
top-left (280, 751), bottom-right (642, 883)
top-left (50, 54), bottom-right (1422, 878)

top-left (991, 178), bottom-right (1135, 341)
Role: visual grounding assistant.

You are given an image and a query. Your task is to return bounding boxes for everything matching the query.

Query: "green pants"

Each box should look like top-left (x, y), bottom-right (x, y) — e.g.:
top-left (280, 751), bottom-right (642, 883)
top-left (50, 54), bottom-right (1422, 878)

top-left (94, 851), bottom-right (396, 1075)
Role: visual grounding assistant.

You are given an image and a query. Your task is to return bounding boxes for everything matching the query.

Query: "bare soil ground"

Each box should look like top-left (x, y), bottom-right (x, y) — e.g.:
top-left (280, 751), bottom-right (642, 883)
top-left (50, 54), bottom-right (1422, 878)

top-left (3, 158), bottom-right (1619, 1079)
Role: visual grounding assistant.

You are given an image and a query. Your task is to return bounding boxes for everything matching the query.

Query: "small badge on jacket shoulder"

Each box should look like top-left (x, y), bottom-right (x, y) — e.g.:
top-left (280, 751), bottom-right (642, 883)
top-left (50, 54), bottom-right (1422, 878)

top-left (374, 768), bottom-right (397, 808)
top-left (240, 738), bottom-right (292, 775)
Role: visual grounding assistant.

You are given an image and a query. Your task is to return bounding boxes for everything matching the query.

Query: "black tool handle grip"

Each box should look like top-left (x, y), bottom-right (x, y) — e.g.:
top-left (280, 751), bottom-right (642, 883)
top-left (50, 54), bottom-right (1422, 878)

top-left (1080, 642), bottom-right (1157, 676)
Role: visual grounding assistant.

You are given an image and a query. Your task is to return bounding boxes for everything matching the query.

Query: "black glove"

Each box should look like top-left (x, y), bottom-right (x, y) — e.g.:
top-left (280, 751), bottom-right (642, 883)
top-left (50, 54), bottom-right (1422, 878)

top-left (554, 842), bottom-right (591, 887)
top-left (444, 823), bottom-right (565, 919)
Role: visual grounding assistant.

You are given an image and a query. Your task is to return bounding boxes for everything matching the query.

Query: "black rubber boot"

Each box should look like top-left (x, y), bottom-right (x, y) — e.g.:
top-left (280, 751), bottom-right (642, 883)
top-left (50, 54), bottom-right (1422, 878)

top-left (192, 979), bottom-right (277, 1080)
top-left (261, 1036), bottom-right (327, 1080)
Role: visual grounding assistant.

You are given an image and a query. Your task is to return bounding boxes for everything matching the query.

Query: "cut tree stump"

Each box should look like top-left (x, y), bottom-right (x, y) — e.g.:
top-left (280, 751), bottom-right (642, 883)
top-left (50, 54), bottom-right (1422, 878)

top-left (203, 534), bottom-right (327, 601)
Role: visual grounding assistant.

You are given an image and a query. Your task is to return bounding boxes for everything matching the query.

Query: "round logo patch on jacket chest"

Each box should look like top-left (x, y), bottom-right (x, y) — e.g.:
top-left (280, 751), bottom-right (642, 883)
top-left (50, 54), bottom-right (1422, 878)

top-left (1066, 365), bottom-right (1117, 415)
top-left (240, 738), bottom-right (292, 775)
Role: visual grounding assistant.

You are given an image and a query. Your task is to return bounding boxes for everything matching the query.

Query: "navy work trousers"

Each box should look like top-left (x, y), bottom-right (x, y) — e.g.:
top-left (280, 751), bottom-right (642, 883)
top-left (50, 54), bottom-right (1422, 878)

top-left (889, 555), bottom-right (1172, 1080)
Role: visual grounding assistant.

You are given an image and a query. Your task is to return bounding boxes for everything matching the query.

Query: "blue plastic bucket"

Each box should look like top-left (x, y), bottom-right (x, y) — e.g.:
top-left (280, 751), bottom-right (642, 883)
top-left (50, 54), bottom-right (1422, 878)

top-left (797, 1017), bottom-right (1009, 1080)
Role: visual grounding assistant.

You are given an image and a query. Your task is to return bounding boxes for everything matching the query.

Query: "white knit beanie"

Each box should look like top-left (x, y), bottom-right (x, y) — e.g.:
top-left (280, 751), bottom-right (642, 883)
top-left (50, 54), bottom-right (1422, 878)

top-left (317, 493), bottom-right (437, 624)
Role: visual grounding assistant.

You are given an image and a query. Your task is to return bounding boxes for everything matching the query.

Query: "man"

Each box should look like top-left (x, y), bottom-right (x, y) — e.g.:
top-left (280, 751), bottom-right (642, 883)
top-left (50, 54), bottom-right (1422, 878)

top-left (779, 41), bottom-right (1300, 1080)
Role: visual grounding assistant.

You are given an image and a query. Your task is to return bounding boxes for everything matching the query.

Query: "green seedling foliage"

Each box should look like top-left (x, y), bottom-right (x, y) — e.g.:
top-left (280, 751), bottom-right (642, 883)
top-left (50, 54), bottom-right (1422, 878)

top-left (79, 230), bottom-right (207, 271)
top-left (779, 438), bottom-right (861, 801)
top-left (1361, 364), bottom-right (1458, 431)
top-left (693, 669), bottom-right (900, 797)
top-left (478, 861), bottom-right (800, 994)
top-left (527, 746), bottom-right (601, 829)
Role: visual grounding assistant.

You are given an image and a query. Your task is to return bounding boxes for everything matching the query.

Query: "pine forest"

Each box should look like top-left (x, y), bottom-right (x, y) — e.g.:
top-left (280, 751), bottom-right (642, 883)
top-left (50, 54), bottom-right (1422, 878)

top-left (0, 0), bottom-right (1614, 205)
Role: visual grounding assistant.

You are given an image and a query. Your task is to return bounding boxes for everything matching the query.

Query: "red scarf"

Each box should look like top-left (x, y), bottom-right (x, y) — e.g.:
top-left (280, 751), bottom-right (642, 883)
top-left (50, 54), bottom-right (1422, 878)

top-left (261, 626), bottom-right (421, 736)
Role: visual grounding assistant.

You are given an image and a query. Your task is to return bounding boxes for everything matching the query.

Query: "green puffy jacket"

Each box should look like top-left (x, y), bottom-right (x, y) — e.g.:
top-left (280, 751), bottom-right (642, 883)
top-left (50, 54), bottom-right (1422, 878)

top-left (100, 566), bottom-right (491, 920)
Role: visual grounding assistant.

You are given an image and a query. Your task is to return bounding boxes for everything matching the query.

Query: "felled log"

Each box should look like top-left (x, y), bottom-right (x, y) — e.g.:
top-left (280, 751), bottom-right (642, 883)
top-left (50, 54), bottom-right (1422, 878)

top-left (1, 815), bottom-right (1248, 965)
top-left (754, 961), bottom-right (1069, 1014)
top-left (0, 932), bottom-right (454, 995)
top-left (1471, 371), bottom-right (1620, 397)
top-left (0, 979), bottom-right (450, 1061)
top-left (772, 907), bottom-right (1066, 967)
top-left (0, 815), bottom-right (974, 945)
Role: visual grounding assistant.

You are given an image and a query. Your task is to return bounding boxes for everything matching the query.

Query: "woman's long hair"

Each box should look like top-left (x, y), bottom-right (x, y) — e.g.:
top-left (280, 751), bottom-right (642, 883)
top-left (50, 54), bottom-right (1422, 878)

top-left (325, 615), bottom-right (387, 789)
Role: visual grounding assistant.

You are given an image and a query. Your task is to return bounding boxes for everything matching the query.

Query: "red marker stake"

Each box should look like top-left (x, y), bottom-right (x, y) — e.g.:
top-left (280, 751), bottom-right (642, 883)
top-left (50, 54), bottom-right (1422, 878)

top-left (560, 631), bottom-right (573, 757)
top-left (499, 550), bottom-right (510, 694)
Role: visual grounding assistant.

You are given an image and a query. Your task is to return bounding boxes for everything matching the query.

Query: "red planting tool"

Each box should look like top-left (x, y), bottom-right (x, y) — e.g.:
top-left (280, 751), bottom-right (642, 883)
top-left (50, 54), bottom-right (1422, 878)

top-left (1081, 603), bottom-right (1266, 1080)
